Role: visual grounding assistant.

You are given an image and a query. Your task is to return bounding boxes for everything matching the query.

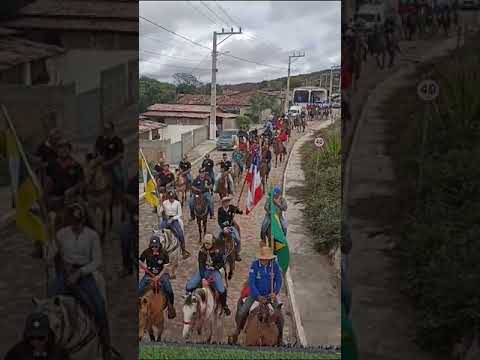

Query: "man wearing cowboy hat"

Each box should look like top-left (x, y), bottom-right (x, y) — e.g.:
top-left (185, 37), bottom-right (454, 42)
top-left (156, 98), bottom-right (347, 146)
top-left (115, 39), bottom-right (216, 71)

top-left (216, 195), bottom-right (243, 262)
top-left (185, 234), bottom-right (231, 316)
top-left (201, 153), bottom-right (215, 185)
top-left (5, 312), bottom-right (68, 360)
top-left (138, 235), bottom-right (176, 319)
top-left (160, 190), bottom-right (190, 259)
top-left (233, 246), bottom-right (284, 344)
top-left (214, 153), bottom-right (235, 195)
top-left (47, 203), bottom-right (110, 355)
top-left (189, 168), bottom-right (214, 220)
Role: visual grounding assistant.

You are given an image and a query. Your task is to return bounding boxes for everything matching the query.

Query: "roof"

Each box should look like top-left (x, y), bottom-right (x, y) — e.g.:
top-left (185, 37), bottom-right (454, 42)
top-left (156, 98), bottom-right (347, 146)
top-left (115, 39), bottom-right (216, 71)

top-left (16, 1), bottom-right (138, 20)
top-left (139, 119), bottom-right (167, 134)
top-left (147, 104), bottom-right (211, 113)
top-left (143, 111), bottom-right (209, 119)
top-left (3, 1), bottom-right (138, 33)
top-left (0, 36), bottom-right (64, 71)
top-left (177, 90), bottom-right (257, 107)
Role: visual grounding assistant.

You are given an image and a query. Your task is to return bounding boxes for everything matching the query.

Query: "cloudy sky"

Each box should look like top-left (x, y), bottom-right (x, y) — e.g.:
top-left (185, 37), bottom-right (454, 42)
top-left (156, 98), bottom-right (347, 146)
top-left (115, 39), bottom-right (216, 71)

top-left (139, 1), bottom-right (340, 85)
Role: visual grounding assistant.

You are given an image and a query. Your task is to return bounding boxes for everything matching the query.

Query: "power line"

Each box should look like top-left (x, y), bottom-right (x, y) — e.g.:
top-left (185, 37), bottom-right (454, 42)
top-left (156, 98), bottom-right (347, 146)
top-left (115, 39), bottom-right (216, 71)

top-left (185, 1), bottom-right (218, 26)
top-left (200, 1), bottom-right (229, 27)
top-left (139, 58), bottom-right (211, 71)
top-left (213, 1), bottom-right (241, 28)
top-left (141, 49), bottom-right (200, 63)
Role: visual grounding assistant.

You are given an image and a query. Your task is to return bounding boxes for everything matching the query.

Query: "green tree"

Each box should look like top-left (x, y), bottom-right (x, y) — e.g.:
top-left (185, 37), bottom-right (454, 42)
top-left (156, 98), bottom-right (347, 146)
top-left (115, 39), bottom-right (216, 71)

top-left (236, 115), bottom-right (252, 130)
top-left (173, 73), bottom-right (203, 95)
top-left (139, 76), bottom-right (176, 113)
top-left (246, 94), bottom-right (276, 123)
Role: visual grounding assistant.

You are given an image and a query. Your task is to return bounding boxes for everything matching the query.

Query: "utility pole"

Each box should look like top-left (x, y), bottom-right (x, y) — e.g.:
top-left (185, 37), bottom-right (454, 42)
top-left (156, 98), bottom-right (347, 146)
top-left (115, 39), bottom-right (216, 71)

top-left (329, 65), bottom-right (341, 102)
top-left (284, 51), bottom-right (305, 114)
top-left (210, 27), bottom-right (242, 140)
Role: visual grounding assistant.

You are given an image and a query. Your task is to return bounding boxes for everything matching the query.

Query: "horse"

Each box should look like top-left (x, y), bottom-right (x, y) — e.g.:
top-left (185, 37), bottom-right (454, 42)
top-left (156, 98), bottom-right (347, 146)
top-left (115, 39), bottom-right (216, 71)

top-left (260, 160), bottom-right (270, 193)
top-left (192, 191), bottom-right (208, 243)
top-left (244, 301), bottom-right (283, 346)
top-left (175, 172), bottom-right (189, 207)
top-left (182, 282), bottom-right (223, 343)
top-left (31, 296), bottom-right (119, 360)
top-left (217, 224), bottom-right (239, 281)
top-left (273, 139), bottom-right (285, 168)
top-left (217, 171), bottom-right (230, 200)
top-left (85, 157), bottom-right (113, 241)
top-left (152, 225), bottom-right (180, 279)
top-left (138, 277), bottom-right (168, 342)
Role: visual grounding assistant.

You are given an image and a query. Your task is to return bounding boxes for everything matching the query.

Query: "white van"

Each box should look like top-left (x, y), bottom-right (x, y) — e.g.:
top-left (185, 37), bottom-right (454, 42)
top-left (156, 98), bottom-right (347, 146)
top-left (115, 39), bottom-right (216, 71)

top-left (288, 105), bottom-right (302, 118)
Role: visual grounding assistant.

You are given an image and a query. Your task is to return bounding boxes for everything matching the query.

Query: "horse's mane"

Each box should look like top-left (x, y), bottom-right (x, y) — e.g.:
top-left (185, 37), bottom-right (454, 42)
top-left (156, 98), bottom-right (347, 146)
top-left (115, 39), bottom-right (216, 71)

top-left (184, 293), bottom-right (194, 306)
top-left (196, 288), bottom-right (207, 304)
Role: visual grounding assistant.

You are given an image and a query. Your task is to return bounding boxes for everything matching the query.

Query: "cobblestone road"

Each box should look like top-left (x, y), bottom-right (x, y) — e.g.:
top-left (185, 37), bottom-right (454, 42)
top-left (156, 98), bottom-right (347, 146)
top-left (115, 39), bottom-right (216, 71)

top-left (138, 125), bottom-right (315, 345)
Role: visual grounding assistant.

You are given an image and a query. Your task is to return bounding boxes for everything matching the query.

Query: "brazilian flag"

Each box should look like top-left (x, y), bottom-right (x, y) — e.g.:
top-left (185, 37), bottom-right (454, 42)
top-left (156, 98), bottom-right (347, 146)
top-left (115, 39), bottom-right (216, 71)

top-left (341, 302), bottom-right (359, 360)
top-left (270, 189), bottom-right (289, 272)
top-left (139, 151), bottom-right (159, 208)
top-left (5, 127), bottom-right (48, 244)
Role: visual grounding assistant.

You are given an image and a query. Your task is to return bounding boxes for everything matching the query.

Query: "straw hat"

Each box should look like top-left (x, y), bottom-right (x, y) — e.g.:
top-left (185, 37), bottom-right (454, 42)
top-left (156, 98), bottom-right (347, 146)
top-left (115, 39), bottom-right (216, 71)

top-left (257, 246), bottom-right (276, 260)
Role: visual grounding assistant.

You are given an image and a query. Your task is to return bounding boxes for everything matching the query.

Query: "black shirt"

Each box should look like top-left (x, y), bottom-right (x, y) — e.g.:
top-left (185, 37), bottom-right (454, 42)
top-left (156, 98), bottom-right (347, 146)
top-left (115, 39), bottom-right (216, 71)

top-left (139, 248), bottom-right (169, 276)
top-left (198, 247), bottom-right (224, 275)
top-left (179, 160), bottom-right (191, 172)
top-left (220, 160), bottom-right (232, 171)
top-left (191, 176), bottom-right (212, 193)
top-left (157, 171), bottom-right (175, 187)
top-left (46, 157), bottom-right (84, 197)
top-left (202, 158), bottom-right (214, 172)
top-left (36, 142), bottom-right (57, 166)
top-left (95, 136), bottom-right (124, 161)
top-left (218, 205), bottom-right (242, 228)
top-left (5, 339), bottom-right (68, 360)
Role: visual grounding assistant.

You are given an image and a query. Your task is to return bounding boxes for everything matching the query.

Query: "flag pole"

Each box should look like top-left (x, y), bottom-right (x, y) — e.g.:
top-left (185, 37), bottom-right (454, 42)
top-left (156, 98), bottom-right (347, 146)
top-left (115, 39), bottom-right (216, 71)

top-left (139, 147), bottom-right (161, 223)
top-left (236, 170), bottom-right (248, 207)
top-left (1, 104), bottom-right (53, 296)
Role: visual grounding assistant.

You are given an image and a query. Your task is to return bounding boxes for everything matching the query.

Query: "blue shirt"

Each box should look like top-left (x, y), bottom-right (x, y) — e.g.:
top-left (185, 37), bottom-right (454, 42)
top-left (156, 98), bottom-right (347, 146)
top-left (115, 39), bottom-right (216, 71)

top-left (192, 176), bottom-right (211, 193)
top-left (248, 259), bottom-right (282, 300)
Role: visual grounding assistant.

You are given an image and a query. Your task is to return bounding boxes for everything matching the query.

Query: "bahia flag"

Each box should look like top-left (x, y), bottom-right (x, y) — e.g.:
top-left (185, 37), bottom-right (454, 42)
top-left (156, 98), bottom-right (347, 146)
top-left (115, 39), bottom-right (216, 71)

top-left (245, 151), bottom-right (263, 214)
top-left (269, 189), bottom-right (289, 272)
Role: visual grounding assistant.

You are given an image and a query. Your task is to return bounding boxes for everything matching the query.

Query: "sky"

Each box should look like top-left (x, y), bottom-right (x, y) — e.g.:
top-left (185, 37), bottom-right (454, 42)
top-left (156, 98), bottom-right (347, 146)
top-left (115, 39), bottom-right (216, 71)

top-left (139, 1), bottom-right (341, 85)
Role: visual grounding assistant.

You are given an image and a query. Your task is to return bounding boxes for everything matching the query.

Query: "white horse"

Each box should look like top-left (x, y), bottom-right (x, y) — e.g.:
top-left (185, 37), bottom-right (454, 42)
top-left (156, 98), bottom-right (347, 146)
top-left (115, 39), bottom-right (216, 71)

top-left (152, 224), bottom-right (182, 279)
top-left (182, 283), bottom-right (223, 343)
top-left (32, 296), bottom-right (104, 360)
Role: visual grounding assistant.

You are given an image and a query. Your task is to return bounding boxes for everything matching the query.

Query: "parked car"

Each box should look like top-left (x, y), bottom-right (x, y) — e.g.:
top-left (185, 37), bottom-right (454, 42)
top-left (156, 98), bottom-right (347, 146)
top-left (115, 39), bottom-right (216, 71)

top-left (216, 129), bottom-right (238, 150)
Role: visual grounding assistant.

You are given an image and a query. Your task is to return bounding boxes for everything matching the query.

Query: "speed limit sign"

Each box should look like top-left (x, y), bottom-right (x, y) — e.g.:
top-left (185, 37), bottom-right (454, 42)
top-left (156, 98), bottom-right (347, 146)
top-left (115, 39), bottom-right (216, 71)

top-left (314, 137), bottom-right (324, 148)
top-left (417, 80), bottom-right (439, 101)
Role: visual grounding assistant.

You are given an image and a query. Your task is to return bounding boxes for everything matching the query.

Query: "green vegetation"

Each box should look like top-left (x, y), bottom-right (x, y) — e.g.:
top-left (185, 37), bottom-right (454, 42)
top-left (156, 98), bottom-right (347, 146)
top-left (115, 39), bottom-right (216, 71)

top-left (246, 94), bottom-right (280, 123)
top-left (383, 36), bottom-right (480, 354)
top-left (300, 122), bottom-right (341, 254)
top-left (139, 76), bottom-right (176, 113)
top-left (140, 345), bottom-right (340, 360)
top-left (236, 115), bottom-right (252, 130)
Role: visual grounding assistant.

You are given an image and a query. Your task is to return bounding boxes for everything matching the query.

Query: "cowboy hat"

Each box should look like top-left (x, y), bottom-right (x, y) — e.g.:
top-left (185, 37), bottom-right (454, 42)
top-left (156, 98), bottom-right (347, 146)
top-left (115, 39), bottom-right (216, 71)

top-left (257, 246), bottom-right (276, 260)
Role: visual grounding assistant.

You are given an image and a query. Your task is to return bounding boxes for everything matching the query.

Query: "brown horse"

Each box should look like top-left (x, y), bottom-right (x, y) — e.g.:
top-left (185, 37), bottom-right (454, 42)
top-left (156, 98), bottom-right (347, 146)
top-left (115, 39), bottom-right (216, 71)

top-left (273, 139), bottom-right (285, 168)
top-left (217, 172), bottom-right (230, 200)
top-left (138, 277), bottom-right (168, 341)
top-left (244, 302), bottom-right (283, 346)
top-left (218, 224), bottom-right (238, 281)
top-left (175, 172), bottom-right (189, 207)
top-left (193, 192), bottom-right (208, 243)
top-left (260, 161), bottom-right (270, 193)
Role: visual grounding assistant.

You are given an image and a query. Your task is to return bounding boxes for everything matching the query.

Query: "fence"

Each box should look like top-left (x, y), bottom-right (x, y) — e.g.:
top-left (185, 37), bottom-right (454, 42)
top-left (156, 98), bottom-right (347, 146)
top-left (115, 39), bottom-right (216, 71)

top-left (141, 125), bottom-right (209, 166)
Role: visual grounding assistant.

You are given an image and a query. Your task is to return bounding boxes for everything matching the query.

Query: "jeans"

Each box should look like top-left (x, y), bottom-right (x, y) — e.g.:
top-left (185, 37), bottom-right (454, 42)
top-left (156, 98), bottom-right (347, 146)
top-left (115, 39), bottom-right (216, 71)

top-left (189, 192), bottom-right (214, 218)
top-left (50, 272), bottom-right (107, 331)
top-left (160, 218), bottom-right (185, 249)
top-left (216, 226), bottom-right (241, 253)
top-left (138, 273), bottom-right (173, 301)
top-left (119, 221), bottom-right (136, 272)
top-left (261, 214), bottom-right (287, 239)
top-left (186, 270), bottom-right (225, 293)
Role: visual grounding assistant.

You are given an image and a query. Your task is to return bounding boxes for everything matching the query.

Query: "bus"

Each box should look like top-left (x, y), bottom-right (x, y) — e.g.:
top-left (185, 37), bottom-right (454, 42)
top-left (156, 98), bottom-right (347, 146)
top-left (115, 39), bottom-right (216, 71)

top-left (292, 87), bottom-right (328, 109)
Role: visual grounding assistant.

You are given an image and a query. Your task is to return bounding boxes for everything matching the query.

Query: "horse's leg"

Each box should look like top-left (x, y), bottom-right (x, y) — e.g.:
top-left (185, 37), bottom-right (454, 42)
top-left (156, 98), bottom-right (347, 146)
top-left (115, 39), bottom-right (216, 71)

top-left (197, 219), bottom-right (202, 243)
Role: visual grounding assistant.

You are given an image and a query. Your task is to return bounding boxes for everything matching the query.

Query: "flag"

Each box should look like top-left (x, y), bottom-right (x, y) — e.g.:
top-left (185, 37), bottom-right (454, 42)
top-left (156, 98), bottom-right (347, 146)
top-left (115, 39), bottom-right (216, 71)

top-left (4, 115), bottom-right (48, 244)
top-left (245, 151), bottom-right (263, 214)
top-left (139, 149), bottom-right (159, 208)
top-left (270, 189), bottom-right (289, 272)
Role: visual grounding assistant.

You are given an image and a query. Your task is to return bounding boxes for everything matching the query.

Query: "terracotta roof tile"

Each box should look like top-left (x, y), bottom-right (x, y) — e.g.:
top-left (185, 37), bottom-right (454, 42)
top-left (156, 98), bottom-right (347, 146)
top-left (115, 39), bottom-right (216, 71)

top-left (143, 111), bottom-right (209, 119)
top-left (147, 104), bottom-right (211, 113)
top-left (139, 119), bottom-right (166, 133)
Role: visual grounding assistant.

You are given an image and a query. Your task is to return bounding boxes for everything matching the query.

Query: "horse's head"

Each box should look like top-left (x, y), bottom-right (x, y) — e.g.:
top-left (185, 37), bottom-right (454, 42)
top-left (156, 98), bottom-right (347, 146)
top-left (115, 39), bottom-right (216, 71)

top-left (138, 296), bottom-right (150, 341)
top-left (32, 296), bottom-right (67, 345)
top-left (182, 292), bottom-right (200, 339)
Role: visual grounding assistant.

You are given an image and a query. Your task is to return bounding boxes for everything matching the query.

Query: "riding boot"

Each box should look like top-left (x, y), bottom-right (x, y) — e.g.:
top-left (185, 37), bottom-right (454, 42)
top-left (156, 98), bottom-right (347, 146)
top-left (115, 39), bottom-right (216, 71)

top-left (180, 244), bottom-right (191, 259)
top-left (220, 291), bottom-right (231, 316)
top-left (166, 292), bottom-right (176, 319)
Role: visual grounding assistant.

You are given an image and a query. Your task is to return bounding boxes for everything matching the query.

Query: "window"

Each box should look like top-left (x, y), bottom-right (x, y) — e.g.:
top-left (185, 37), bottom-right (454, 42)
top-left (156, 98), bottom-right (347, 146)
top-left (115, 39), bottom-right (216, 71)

top-left (293, 90), bottom-right (309, 103)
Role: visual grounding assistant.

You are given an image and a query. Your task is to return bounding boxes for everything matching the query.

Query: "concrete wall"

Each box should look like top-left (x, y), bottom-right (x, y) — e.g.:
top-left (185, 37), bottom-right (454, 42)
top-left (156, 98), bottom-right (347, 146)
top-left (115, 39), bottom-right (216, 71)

top-left (163, 117), bottom-right (208, 127)
top-left (222, 118), bottom-right (238, 130)
top-left (164, 124), bottom-right (204, 143)
top-left (181, 125), bottom-right (208, 155)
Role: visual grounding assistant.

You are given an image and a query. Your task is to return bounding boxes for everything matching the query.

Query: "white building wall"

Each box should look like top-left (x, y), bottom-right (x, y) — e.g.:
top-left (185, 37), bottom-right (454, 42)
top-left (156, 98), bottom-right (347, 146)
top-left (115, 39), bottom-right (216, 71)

top-left (165, 124), bottom-right (204, 143)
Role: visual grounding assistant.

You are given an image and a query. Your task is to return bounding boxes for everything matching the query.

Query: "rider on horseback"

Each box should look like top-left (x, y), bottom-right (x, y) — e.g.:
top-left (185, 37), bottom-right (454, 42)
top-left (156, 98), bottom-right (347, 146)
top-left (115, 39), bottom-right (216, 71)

top-left (261, 186), bottom-right (287, 241)
top-left (185, 234), bottom-right (231, 316)
top-left (178, 154), bottom-right (193, 185)
top-left (214, 153), bottom-right (235, 195)
top-left (201, 153), bottom-right (215, 186)
top-left (160, 190), bottom-right (190, 259)
top-left (47, 203), bottom-right (110, 355)
top-left (233, 246), bottom-right (284, 344)
top-left (189, 168), bottom-right (214, 220)
top-left (138, 235), bottom-right (176, 319)
top-left (216, 196), bottom-right (243, 262)
top-left (153, 163), bottom-right (175, 214)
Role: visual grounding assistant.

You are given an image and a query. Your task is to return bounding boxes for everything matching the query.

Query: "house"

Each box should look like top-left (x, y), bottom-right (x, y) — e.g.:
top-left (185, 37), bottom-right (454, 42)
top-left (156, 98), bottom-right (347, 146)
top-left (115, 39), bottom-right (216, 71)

top-left (143, 104), bottom-right (238, 133)
top-left (139, 119), bottom-right (167, 141)
top-left (1, 0), bottom-right (138, 163)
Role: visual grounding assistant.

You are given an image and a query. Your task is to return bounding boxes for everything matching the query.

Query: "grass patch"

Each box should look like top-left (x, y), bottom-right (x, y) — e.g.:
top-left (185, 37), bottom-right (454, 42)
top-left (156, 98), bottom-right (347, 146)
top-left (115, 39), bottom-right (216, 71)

top-left (300, 122), bottom-right (341, 254)
top-left (140, 345), bottom-right (340, 359)
top-left (383, 34), bottom-right (480, 355)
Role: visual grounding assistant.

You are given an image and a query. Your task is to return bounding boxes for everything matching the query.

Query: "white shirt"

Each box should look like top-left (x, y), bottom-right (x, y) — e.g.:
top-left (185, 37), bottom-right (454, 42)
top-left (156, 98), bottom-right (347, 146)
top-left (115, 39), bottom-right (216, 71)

top-left (53, 226), bottom-right (102, 276)
top-left (162, 199), bottom-right (182, 221)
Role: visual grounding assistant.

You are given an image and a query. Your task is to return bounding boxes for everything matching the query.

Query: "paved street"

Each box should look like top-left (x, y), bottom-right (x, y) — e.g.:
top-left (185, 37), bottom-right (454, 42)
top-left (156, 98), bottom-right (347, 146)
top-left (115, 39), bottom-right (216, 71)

top-left (138, 125), bottom-right (317, 345)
